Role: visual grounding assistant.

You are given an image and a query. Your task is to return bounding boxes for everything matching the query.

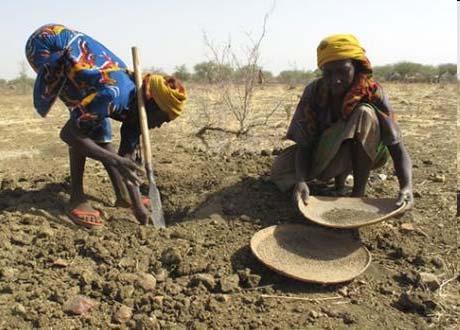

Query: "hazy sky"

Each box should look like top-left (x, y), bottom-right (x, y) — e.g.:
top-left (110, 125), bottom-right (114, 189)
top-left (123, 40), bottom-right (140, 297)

top-left (0, 0), bottom-right (456, 79)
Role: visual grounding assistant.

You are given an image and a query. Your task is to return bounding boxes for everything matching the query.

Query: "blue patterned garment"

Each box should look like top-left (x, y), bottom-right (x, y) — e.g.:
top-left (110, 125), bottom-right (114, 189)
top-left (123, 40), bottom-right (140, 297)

top-left (26, 24), bottom-right (136, 143)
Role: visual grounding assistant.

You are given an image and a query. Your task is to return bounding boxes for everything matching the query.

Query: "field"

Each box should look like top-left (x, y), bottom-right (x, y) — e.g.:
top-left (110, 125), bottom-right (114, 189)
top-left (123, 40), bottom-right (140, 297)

top-left (0, 82), bottom-right (458, 329)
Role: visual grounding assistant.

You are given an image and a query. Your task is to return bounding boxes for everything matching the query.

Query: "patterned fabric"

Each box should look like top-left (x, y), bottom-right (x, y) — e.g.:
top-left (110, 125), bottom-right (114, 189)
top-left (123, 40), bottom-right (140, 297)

top-left (286, 66), bottom-right (401, 148)
top-left (26, 24), bottom-right (136, 143)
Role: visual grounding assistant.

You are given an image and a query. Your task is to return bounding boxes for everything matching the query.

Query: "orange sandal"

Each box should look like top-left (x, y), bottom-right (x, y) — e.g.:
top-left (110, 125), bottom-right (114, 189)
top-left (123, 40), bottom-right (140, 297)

top-left (141, 196), bottom-right (151, 208)
top-left (68, 209), bottom-right (104, 229)
top-left (117, 196), bottom-right (151, 209)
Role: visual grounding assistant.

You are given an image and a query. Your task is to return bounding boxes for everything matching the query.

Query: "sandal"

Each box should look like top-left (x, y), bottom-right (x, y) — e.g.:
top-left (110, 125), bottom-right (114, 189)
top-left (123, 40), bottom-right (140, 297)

top-left (68, 208), bottom-right (104, 229)
top-left (141, 196), bottom-right (151, 208)
top-left (116, 196), bottom-right (151, 209)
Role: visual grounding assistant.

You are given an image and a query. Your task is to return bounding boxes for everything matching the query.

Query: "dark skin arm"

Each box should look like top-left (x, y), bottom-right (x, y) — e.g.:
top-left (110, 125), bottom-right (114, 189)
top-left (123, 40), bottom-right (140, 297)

top-left (388, 141), bottom-right (413, 209)
top-left (60, 120), bottom-right (152, 224)
top-left (116, 132), bottom-right (151, 224)
top-left (60, 120), bottom-right (143, 185)
top-left (294, 145), bottom-right (310, 205)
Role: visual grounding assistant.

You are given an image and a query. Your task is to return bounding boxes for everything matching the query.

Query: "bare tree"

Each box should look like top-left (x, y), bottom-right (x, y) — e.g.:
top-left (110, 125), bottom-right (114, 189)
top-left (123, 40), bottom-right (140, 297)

top-left (195, 4), bottom-right (285, 137)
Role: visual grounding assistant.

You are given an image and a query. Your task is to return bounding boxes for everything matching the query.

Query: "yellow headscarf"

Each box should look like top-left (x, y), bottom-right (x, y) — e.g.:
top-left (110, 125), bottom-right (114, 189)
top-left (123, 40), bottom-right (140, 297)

top-left (143, 74), bottom-right (187, 120)
top-left (317, 34), bottom-right (366, 68)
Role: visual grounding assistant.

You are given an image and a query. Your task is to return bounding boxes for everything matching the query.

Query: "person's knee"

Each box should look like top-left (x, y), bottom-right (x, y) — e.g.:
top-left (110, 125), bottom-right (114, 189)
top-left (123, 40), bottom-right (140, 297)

top-left (353, 104), bottom-right (375, 119)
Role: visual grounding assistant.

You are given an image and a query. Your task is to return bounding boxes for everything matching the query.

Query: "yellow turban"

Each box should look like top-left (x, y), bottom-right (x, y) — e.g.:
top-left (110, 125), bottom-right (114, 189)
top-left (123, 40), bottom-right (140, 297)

top-left (143, 74), bottom-right (187, 120)
top-left (317, 34), bottom-right (366, 68)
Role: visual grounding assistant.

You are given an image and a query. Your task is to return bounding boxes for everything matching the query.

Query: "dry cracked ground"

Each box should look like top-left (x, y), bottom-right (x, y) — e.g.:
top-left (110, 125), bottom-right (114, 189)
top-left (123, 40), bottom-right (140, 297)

top-left (0, 83), bottom-right (458, 329)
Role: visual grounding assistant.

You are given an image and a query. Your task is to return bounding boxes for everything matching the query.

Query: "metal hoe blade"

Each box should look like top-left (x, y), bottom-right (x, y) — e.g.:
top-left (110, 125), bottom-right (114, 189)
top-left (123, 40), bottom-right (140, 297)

top-left (148, 173), bottom-right (165, 228)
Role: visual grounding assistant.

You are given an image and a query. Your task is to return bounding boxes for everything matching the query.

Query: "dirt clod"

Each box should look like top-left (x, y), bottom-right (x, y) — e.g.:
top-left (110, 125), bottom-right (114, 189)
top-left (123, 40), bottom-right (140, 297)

top-left (417, 272), bottom-right (440, 291)
top-left (137, 273), bottom-right (157, 292)
top-left (396, 291), bottom-right (438, 316)
top-left (63, 295), bottom-right (97, 316)
top-left (430, 256), bottom-right (444, 269)
top-left (113, 305), bottom-right (133, 324)
top-left (160, 247), bottom-right (182, 266)
top-left (190, 273), bottom-right (216, 291)
top-left (219, 274), bottom-right (240, 293)
top-left (11, 303), bottom-right (27, 317)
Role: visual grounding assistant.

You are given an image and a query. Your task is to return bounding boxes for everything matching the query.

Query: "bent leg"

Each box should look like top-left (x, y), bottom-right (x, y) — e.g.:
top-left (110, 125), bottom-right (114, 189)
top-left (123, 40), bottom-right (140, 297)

top-left (351, 140), bottom-right (372, 196)
top-left (317, 104), bottom-right (380, 196)
top-left (68, 146), bottom-right (102, 225)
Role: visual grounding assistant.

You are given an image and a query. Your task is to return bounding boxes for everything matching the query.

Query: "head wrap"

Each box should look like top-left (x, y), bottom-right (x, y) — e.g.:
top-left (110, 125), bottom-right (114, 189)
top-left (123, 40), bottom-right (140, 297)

top-left (315, 34), bottom-right (394, 121)
top-left (143, 74), bottom-right (187, 120)
top-left (317, 34), bottom-right (366, 69)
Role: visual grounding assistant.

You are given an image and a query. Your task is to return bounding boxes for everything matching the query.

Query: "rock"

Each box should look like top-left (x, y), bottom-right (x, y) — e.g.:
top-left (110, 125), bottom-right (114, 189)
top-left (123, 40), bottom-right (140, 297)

top-left (154, 269), bottom-right (168, 283)
top-left (240, 214), bottom-right (251, 222)
top-left (345, 174), bottom-right (354, 186)
top-left (117, 272), bottom-right (138, 284)
top-left (320, 306), bottom-right (339, 318)
top-left (237, 268), bottom-right (260, 288)
top-left (215, 294), bottom-right (230, 303)
top-left (152, 295), bottom-right (164, 307)
top-left (411, 253), bottom-right (428, 266)
top-left (190, 273), bottom-right (216, 291)
top-left (377, 173), bottom-right (387, 181)
top-left (379, 285), bottom-right (393, 295)
top-left (309, 310), bottom-right (320, 319)
top-left (114, 305), bottom-right (133, 324)
top-left (119, 257), bottom-right (136, 268)
top-left (272, 147), bottom-right (282, 155)
top-left (417, 272), bottom-right (440, 291)
top-left (165, 282), bottom-right (183, 296)
top-left (137, 273), bottom-right (157, 292)
top-left (413, 191), bottom-right (422, 198)
top-left (246, 274), bottom-right (261, 288)
top-left (340, 312), bottom-right (356, 324)
top-left (399, 270), bottom-right (418, 285)
top-left (0, 267), bottom-right (16, 280)
top-left (134, 314), bottom-right (160, 330)
top-left (37, 226), bottom-right (54, 238)
top-left (63, 295), bottom-right (97, 316)
top-left (80, 270), bottom-right (98, 286)
top-left (11, 303), bottom-right (27, 317)
top-left (175, 260), bottom-right (208, 276)
top-left (1, 285), bottom-right (13, 294)
top-left (292, 306), bottom-right (304, 313)
top-left (219, 274), bottom-right (240, 293)
top-left (51, 258), bottom-right (69, 268)
top-left (188, 320), bottom-right (207, 330)
top-left (11, 233), bottom-right (32, 246)
top-left (431, 256), bottom-right (444, 269)
top-left (160, 247), bottom-right (182, 266)
top-left (396, 291), bottom-right (438, 316)
top-left (432, 174), bottom-right (445, 183)
top-left (260, 149), bottom-right (270, 156)
top-left (400, 223), bottom-right (415, 232)
top-left (1, 178), bottom-right (15, 190)
top-left (338, 287), bottom-right (349, 297)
